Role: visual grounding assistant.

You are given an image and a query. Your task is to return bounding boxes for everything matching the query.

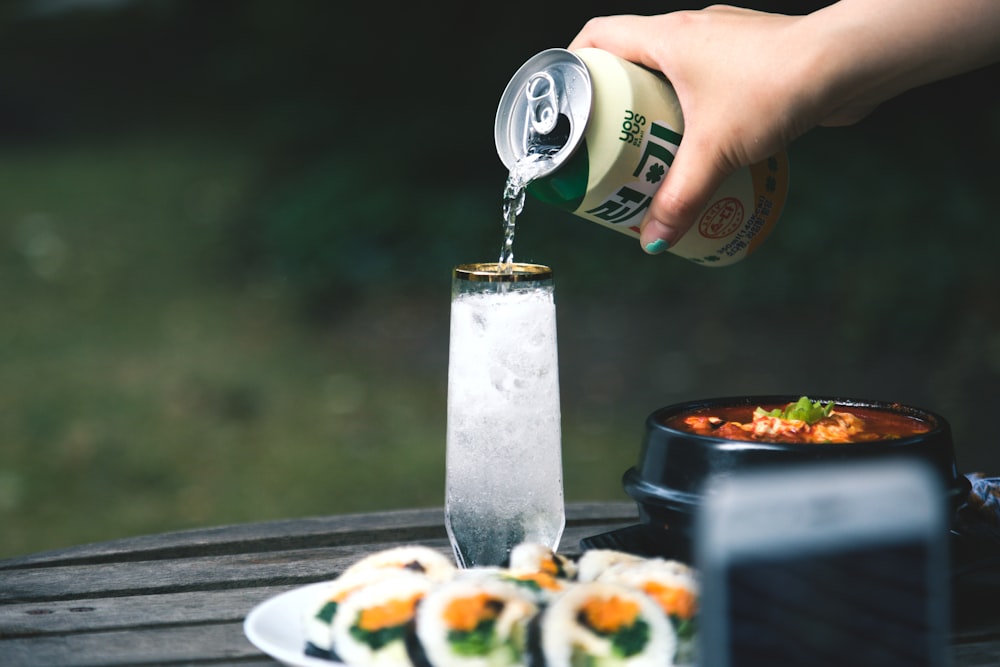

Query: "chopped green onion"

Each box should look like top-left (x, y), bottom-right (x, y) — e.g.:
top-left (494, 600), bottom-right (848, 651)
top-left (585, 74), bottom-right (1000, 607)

top-left (755, 396), bottom-right (834, 425)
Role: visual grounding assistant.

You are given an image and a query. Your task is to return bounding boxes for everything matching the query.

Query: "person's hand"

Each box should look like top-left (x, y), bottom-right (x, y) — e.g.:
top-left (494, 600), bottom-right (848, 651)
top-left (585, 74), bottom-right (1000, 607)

top-left (569, 7), bottom-right (852, 254)
top-left (568, 1), bottom-right (1000, 254)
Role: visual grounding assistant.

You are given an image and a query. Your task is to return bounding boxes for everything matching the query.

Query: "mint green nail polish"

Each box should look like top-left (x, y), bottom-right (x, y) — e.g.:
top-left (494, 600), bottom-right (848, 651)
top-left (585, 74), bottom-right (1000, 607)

top-left (645, 238), bottom-right (669, 254)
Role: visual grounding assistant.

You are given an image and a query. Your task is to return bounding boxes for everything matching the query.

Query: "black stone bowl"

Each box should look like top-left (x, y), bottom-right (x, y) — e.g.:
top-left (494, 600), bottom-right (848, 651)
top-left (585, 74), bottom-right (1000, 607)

top-left (619, 395), bottom-right (970, 561)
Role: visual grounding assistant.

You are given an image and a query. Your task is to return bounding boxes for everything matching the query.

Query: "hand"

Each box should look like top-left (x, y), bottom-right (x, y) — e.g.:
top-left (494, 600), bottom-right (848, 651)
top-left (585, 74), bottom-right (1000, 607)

top-left (568, 1), bottom-right (1000, 254)
top-left (569, 7), bottom-right (848, 254)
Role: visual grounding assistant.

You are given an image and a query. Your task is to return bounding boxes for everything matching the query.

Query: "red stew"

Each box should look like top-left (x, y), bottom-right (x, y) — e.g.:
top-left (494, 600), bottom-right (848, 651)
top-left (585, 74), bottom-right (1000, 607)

top-left (664, 404), bottom-right (932, 444)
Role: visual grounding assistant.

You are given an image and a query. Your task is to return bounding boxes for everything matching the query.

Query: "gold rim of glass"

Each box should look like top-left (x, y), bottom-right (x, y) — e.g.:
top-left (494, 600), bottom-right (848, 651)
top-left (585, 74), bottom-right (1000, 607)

top-left (453, 263), bottom-right (552, 282)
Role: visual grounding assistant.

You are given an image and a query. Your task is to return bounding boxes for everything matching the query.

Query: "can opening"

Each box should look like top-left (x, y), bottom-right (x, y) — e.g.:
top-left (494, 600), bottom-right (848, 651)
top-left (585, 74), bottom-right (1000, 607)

top-left (527, 113), bottom-right (571, 157)
top-left (495, 48), bottom-right (592, 179)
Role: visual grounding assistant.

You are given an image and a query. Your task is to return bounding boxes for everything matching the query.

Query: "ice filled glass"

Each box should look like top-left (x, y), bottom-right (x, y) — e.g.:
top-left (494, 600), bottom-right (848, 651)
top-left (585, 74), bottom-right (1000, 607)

top-left (445, 262), bottom-right (565, 567)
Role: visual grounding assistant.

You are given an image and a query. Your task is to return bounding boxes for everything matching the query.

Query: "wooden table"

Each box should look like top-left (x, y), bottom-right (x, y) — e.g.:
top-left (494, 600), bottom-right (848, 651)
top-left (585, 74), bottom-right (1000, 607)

top-left (1, 501), bottom-right (998, 666)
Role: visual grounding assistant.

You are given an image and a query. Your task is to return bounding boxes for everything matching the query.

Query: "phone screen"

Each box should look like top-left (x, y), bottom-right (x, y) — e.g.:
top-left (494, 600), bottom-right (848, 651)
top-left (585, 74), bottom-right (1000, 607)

top-left (696, 461), bottom-right (950, 667)
top-left (723, 540), bottom-right (940, 667)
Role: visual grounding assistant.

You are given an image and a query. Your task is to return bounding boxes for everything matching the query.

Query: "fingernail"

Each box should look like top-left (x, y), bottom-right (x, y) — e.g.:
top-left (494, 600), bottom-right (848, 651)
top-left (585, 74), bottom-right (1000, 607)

top-left (644, 238), bottom-right (670, 255)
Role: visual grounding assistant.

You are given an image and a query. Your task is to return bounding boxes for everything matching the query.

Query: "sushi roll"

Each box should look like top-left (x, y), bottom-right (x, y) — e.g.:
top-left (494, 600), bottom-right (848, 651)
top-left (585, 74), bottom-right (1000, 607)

top-left (302, 568), bottom-right (402, 660)
top-left (598, 557), bottom-right (696, 583)
top-left (330, 571), bottom-right (433, 666)
top-left (452, 564), bottom-right (566, 605)
top-left (341, 545), bottom-right (457, 583)
top-left (576, 549), bottom-right (646, 583)
top-left (498, 568), bottom-right (570, 604)
top-left (508, 542), bottom-right (578, 581)
top-left (596, 559), bottom-right (699, 666)
top-left (413, 577), bottom-right (540, 667)
top-left (537, 581), bottom-right (676, 667)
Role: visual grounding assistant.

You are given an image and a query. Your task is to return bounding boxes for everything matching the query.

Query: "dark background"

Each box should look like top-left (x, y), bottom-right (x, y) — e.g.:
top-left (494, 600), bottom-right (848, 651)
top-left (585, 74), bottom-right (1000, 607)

top-left (1, 0), bottom-right (998, 556)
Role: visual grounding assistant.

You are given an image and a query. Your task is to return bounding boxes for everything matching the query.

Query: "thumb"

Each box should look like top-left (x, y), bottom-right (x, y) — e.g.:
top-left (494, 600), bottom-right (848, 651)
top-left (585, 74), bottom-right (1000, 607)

top-left (638, 141), bottom-right (733, 255)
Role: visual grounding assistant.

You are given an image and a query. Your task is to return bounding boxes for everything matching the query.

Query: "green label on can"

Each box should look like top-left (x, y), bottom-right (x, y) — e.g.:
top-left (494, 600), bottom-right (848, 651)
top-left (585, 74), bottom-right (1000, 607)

top-left (560, 48), bottom-right (789, 267)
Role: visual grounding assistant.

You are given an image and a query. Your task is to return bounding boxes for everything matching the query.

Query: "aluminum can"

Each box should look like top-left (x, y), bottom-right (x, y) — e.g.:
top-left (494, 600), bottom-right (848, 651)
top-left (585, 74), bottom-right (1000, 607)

top-left (495, 48), bottom-right (790, 266)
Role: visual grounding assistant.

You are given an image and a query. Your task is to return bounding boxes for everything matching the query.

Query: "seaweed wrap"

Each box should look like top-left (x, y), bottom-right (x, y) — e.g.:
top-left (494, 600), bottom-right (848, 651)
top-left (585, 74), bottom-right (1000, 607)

top-left (341, 545), bottom-right (457, 583)
top-left (330, 571), bottom-right (433, 666)
top-left (413, 577), bottom-right (540, 667)
top-left (537, 582), bottom-right (676, 667)
top-left (302, 568), bottom-right (402, 660)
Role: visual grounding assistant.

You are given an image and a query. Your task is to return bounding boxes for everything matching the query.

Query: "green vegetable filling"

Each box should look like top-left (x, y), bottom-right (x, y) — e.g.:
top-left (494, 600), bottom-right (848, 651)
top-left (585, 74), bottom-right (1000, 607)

top-left (756, 396), bottom-right (834, 425)
top-left (673, 616), bottom-right (697, 642)
top-left (505, 576), bottom-right (542, 593)
top-left (609, 618), bottom-right (650, 657)
top-left (315, 601), bottom-right (338, 624)
top-left (349, 622), bottom-right (409, 651)
top-left (577, 611), bottom-right (650, 658)
top-left (447, 617), bottom-right (499, 657)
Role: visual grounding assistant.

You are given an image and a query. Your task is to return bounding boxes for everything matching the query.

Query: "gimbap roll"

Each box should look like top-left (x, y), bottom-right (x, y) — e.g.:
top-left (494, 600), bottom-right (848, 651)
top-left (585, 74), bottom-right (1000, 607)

top-left (450, 562), bottom-right (565, 605)
top-left (596, 559), bottom-right (699, 666)
top-left (414, 577), bottom-right (540, 667)
top-left (498, 568), bottom-right (569, 603)
top-left (331, 571), bottom-right (433, 666)
top-left (576, 549), bottom-right (646, 583)
top-left (341, 545), bottom-right (457, 583)
top-left (302, 568), bottom-right (402, 660)
top-left (508, 542), bottom-right (578, 581)
top-left (538, 582), bottom-right (676, 667)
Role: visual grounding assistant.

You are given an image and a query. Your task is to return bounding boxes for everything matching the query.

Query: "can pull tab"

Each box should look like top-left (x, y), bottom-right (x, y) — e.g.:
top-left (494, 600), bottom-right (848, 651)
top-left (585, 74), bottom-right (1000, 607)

top-left (525, 72), bottom-right (559, 136)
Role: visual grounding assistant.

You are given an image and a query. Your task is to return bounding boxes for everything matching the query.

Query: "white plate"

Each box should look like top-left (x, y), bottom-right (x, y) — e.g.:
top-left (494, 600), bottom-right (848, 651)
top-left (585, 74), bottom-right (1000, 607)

top-left (246, 579), bottom-right (697, 667)
top-left (244, 582), bottom-right (343, 667)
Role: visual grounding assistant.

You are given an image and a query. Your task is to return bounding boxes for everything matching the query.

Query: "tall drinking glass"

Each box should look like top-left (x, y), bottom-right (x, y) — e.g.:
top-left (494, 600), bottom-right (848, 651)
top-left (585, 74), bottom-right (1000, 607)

top-left (445, 262), bottom-right (565, 568)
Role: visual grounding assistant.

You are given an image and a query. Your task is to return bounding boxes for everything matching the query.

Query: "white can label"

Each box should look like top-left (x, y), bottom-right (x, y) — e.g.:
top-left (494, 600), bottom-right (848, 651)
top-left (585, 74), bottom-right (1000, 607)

top-left (571, 48), bottom-right (789, 266)
top-left (581, 120), bottom-right (682, 229)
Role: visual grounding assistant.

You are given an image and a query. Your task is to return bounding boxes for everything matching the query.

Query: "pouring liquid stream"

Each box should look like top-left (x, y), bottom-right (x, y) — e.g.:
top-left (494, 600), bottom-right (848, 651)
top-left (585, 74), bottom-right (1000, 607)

top-left (498, 153), bottom-right (554, 273)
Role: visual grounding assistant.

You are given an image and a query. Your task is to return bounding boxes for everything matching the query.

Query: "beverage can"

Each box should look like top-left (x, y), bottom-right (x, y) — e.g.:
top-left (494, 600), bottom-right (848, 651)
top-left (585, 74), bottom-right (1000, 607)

top-left (495, 47), bottom-right (790, 266)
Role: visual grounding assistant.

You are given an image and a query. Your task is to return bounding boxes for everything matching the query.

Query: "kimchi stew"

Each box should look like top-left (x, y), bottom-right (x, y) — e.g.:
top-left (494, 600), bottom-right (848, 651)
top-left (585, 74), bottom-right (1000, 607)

top-left (664, 396), bottom-right (932, 444)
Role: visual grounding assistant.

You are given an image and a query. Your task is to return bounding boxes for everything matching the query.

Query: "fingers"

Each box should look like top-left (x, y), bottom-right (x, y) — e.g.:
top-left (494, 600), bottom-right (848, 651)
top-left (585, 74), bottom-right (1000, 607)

top-left (638, 141), bottom-right (733, 255)
top-left (567, 15), bottom-right (667, 71)
top-left (568, 9), bottom-right (776, 256)
top-left (568, 14), bottom-right (719, 255)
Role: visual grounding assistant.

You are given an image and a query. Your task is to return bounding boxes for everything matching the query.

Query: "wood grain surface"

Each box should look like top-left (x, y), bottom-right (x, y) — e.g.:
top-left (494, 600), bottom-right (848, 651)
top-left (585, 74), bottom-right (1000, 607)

top-left (2, 501), bottom-right (998, 666)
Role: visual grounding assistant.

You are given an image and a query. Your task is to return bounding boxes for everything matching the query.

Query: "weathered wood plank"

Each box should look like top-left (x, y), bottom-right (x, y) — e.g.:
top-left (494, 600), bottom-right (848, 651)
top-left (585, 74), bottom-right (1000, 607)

top-left (0, 507), bottom-right (451, 570)
top-left (951, 640), bottom-right (1000, 667)
top-left (0, 621), bottom-right (262, 667)
top-left (0, 514), bottom-right (637, 604)
top-left (0, 542), bottom-right (451, 604)
top-left (566, 501), bottom-right (638, 522)
top-left (1, 498), bottom-right (997, 667)
top-left (0, 502), bottom-right (638, 570)
top-left (0, 586), bottom-right (291, 638)
top-left (0, 503), bottom-right (640, 666)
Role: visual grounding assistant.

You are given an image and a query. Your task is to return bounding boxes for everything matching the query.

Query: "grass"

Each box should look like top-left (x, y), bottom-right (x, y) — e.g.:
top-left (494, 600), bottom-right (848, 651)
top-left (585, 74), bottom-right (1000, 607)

top-left (0, 135), bottom-right (632, 559)
top-left (3, 115), bottom-right (999, 561)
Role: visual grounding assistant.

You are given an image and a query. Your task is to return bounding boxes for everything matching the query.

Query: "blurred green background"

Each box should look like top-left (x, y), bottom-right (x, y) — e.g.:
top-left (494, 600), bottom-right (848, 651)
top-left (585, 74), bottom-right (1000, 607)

top-left (1, 0), bottom-right (998, 559)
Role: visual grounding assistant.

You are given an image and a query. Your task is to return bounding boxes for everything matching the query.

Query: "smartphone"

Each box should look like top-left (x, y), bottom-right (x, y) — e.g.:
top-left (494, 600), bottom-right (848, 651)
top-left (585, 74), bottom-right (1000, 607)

top-left (695, 459), bottom-right (950, 667)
